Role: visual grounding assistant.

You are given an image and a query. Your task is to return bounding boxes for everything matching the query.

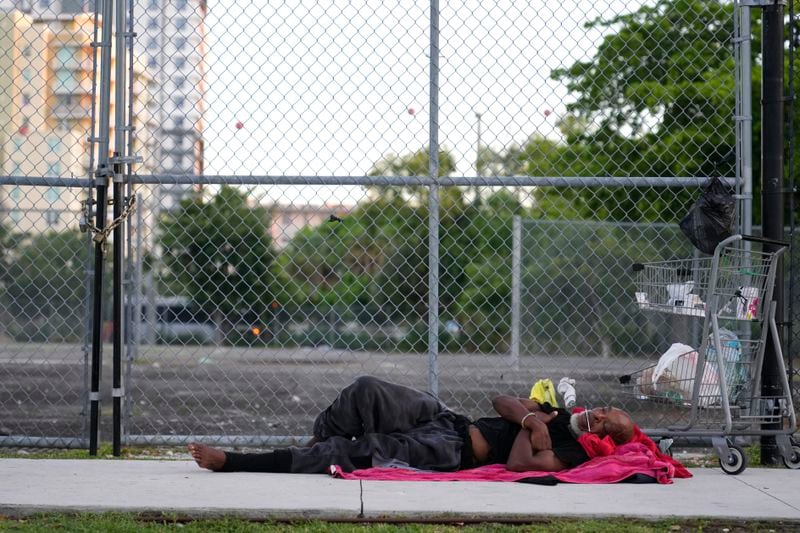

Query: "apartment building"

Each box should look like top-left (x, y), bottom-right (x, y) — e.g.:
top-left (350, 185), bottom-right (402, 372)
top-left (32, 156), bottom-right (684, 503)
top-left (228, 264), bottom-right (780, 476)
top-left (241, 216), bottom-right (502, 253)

top-left (270, 204), bottom-right (354, 250)
top-left (134, 0), bottom-right (207, 211)
top-left (0, 5), bottom-right (157, 233)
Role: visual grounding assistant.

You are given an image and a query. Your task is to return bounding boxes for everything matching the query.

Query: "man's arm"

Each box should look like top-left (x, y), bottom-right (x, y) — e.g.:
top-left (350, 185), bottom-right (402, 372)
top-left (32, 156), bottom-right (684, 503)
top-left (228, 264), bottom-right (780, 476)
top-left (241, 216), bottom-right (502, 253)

top-left (506, 429), bottom-right (569, 472)
top-left (491, 395), bottom-right (542, 421)
top-left (492, 395), bottom-right (553, 451)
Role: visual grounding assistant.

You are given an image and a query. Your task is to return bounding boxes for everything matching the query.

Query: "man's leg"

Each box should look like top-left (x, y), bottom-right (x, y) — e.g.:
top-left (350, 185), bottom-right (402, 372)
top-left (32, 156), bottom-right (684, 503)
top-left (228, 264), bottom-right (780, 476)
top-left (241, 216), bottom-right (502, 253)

top-left (189, 411), bottom-right (467, 474)
top-left (313, 375), bottom-right (448, 441)
top-left (189, 443), bottom-right (294, 473)
top-left (293, 411), bottom-right (466, 473)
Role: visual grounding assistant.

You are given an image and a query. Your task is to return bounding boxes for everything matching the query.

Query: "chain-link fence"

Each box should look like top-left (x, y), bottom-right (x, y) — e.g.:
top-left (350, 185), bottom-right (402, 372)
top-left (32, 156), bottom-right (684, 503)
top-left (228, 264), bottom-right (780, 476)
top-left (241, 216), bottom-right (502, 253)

top-left (1, 0), bottom-right (798, 448)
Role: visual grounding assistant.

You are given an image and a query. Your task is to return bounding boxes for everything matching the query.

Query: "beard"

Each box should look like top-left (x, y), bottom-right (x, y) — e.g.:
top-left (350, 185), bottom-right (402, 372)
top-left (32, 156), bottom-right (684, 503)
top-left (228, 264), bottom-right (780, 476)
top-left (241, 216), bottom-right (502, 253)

top-left (569, 412), bottom-right (587, 438)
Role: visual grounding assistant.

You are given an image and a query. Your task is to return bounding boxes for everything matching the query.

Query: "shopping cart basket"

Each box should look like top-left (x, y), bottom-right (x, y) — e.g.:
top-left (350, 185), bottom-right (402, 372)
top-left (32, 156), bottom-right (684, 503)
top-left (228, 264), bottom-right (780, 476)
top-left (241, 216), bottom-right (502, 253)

top-left (623, 234), bottom-right (798, 474)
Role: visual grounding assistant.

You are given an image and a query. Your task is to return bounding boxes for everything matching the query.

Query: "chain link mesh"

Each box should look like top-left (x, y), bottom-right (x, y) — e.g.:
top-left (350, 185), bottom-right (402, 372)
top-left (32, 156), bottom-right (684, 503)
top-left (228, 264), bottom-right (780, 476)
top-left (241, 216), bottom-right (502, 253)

top-left (1, 0), bottom-right (798, 448)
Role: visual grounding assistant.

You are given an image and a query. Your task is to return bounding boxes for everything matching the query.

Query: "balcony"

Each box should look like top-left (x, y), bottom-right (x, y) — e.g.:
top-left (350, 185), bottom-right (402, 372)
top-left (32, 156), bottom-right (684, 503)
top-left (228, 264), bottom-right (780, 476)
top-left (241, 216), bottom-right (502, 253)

top-left (52, 104), bottom-right (90, 120)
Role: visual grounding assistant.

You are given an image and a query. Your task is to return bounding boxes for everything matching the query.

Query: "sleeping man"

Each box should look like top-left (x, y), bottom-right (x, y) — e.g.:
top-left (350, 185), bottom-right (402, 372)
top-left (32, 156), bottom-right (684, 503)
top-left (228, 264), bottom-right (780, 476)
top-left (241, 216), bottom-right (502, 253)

top-left (189, 375), bottom-right (635, 474)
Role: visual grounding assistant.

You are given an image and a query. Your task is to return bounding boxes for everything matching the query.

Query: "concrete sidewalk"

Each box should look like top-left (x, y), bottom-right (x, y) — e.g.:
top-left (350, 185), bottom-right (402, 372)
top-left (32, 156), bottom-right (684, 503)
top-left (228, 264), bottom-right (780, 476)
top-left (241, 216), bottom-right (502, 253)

top-left (1, 458), bottom-right (799, 523)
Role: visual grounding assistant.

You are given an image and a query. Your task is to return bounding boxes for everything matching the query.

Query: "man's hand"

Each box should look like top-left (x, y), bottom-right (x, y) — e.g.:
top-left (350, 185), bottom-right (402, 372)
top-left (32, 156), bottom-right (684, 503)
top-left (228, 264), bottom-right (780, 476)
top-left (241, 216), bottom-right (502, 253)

top-left (522, 411), bottom-right (555, 452)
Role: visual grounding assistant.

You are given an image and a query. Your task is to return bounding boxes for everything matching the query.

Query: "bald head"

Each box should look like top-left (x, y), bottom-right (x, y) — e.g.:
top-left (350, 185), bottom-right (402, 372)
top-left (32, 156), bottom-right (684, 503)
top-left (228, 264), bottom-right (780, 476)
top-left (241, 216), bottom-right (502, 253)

top-left (604, 409), bottom-right (634, 445)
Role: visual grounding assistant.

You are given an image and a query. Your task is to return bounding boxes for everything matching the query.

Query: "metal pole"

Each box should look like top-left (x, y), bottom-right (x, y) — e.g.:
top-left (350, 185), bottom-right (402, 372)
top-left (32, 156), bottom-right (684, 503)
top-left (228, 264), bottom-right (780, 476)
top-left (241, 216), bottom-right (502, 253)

top-left (759, 0), bottom-right (785, 465)
top-left (82, 0), bottom-right (104, 446)
top-left (474, 111), bottom-right (482, 205)
top-left (740, 3), bottom-right (754, 237)
top-left (788, 0), bottom-right (797, 403)
top-left (427, 0), bottom-right (440, 397)
top-left (510, 216), bottom-right (521, 370)
top-left (88, 0), bottom-right (115, 456)
top-left (122, 0), bottom-right (137, 447)
top-left (111, 0), bottom-right (128, 457)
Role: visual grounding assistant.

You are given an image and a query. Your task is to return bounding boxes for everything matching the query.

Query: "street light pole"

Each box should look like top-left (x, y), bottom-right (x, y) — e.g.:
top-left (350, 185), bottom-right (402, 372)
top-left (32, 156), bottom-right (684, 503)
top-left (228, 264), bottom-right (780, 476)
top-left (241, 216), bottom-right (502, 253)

top-left (474, 111), bottom-right (482, 206)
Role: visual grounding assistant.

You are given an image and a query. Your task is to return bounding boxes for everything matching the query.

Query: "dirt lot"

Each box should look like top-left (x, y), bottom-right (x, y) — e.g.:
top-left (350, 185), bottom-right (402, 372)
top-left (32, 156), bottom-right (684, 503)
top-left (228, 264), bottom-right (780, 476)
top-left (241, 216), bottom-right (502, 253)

top-left (0, 342), bottom-right (732, 447)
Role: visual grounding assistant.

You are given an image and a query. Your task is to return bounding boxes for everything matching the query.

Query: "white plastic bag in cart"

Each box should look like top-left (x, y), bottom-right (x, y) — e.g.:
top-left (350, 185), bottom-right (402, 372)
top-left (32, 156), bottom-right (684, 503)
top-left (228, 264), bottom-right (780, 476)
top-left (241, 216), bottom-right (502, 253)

top-left (651, 343), bottom-right (721, 407)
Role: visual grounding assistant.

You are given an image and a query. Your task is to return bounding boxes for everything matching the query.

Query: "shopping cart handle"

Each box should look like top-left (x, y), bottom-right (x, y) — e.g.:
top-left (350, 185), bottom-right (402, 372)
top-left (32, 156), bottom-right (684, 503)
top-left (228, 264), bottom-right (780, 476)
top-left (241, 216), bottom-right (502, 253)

top-left (740, 234), bottom-right (790, 247)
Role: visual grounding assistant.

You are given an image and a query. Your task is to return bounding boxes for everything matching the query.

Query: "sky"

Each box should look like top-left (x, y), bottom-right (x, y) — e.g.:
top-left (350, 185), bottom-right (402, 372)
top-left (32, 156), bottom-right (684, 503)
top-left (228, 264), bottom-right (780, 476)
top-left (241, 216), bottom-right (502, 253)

top-left (200, 0), bottom-right (647, 206)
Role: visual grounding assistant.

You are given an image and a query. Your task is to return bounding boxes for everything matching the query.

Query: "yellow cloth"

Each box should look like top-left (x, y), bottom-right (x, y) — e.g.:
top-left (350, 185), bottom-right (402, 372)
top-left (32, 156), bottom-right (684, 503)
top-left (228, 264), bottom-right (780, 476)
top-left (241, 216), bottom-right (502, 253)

top-left (529, 378), bottom-right (559, 408)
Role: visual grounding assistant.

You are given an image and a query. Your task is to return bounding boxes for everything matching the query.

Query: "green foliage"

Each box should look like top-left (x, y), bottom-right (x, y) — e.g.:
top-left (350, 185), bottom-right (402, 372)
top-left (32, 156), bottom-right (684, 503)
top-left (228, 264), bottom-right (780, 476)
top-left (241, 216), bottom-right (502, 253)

top-left (519, 223), bottom-right (693, 357)
top-left (367, 147), bottom-right (457, 205)
top-left (277, 188), bottom-right (525, 353)
top-left (159, 186), bottom-right (274, 327)
top-left (1, 230), bottom-right (90, 342)
top-left (485, 0), bottom-right (791, 224)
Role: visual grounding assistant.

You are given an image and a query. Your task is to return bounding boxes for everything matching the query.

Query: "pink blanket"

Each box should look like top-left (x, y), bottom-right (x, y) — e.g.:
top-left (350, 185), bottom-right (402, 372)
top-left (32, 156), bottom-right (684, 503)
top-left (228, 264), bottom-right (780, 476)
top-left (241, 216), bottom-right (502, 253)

top-left (330, 443), bottom-right (686, 484)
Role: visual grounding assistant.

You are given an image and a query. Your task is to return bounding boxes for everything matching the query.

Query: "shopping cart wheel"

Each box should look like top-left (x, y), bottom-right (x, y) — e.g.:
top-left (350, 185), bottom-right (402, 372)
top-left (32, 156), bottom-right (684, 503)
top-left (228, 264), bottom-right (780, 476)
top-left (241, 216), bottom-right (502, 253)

top-left (782, 445), bottom-right (800, 470)
top-left (719, 444), bottom-right (747, 475)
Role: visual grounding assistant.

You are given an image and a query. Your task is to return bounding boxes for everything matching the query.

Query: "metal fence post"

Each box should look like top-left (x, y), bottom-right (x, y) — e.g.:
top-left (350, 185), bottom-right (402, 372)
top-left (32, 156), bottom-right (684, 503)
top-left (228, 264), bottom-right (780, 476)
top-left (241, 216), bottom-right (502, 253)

top-left (736, 2), bottom-right (754, 238)
top-left (511, 215), bottom-right (521, 370)
top-left (88, 0), bottom-right (115, 456)
top-left (111, 0), bottom-right (129, 457)
top-left (427, 0), bottom-right (440, 397)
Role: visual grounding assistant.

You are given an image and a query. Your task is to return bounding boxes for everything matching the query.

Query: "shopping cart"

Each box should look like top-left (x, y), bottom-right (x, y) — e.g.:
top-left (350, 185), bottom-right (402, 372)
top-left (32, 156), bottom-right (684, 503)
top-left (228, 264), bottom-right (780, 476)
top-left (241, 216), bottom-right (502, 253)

top-left (622, 234), bottom-right (798, 474)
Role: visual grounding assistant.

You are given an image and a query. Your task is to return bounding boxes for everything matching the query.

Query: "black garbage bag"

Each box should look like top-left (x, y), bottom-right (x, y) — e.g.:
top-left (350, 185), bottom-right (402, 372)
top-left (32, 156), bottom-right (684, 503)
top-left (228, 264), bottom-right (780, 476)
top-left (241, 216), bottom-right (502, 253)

top-left (679, 177), bottom-right (736, 254)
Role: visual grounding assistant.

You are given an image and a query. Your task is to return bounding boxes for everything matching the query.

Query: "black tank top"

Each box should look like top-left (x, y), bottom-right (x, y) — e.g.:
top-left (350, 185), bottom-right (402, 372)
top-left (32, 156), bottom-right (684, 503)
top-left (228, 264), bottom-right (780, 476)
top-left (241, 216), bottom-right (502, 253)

top-left (472, 410), bottom-right (590, 468)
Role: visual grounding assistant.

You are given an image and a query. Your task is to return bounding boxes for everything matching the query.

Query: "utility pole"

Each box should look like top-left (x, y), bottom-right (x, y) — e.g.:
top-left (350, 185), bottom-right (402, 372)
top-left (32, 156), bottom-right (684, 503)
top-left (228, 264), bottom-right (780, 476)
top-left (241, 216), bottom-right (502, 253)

top-left (759, 0), bottom-right (786, 465)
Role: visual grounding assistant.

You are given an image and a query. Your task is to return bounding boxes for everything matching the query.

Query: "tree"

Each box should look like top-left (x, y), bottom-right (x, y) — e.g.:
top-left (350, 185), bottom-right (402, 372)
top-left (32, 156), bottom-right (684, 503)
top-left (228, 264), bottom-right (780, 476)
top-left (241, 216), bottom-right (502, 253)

top-left (2, 230), bottom-right (91, 342)
top-left (367, 147), bottom-right (456, 205)
top-left (484, 0), bottom-right (758, 223)
top-left (159, 186), bottom-right (274, 335)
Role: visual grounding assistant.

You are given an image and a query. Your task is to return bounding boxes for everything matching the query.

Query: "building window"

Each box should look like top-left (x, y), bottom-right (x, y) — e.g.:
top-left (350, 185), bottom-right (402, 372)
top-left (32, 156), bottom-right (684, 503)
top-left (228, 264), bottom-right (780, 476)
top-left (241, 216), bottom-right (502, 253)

top-left (61, 0), bottom-right (86, 13)
top-left (56, 46), bottom-right (76, 67)
top-left (45, 187), bottom-right (60, 204)
top-left (45, 210), bottom-right (60, 226)
top-left (55, 69), bottom-right (75, 90)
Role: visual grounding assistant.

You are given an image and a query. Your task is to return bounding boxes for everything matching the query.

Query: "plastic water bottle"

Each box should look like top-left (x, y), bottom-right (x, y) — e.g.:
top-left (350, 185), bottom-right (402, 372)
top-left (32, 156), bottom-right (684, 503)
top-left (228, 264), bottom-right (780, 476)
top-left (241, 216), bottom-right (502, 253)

top-left (557, 377), bottom-right (577, 409)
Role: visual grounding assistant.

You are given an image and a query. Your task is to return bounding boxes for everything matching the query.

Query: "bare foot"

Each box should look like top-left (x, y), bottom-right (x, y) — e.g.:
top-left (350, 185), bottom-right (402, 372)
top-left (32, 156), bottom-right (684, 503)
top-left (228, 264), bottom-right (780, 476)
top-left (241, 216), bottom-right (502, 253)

top-left (187, 443), bottom-right (227, 471)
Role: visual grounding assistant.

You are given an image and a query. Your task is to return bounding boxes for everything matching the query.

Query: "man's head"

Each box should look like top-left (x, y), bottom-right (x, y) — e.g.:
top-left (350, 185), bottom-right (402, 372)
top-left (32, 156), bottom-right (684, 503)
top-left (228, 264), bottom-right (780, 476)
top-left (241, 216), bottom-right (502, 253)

top-left (569, 406), bottom-right (634, 445)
